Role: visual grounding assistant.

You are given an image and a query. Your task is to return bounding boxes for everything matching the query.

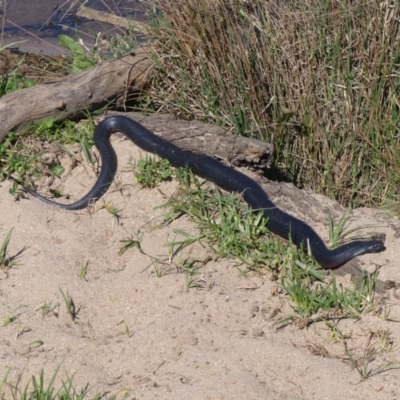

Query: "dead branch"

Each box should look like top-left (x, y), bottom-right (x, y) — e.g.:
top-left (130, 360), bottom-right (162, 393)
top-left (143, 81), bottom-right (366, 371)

top-left (0, 47), bottom-right (152, 141)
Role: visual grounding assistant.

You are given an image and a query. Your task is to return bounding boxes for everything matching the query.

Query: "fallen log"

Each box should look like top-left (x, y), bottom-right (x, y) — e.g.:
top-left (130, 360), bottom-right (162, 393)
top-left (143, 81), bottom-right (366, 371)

top-left (104, 111), bottom-right (273, 169)
top-left (0, 47), bottom-right (153, 141)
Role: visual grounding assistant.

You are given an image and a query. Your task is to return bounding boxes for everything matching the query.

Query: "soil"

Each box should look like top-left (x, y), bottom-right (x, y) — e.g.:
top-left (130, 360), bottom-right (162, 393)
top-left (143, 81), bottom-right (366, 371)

top-left (1, 133), bottom-right (400, 400)
top-left (0, 48), bottom-right (69, 81)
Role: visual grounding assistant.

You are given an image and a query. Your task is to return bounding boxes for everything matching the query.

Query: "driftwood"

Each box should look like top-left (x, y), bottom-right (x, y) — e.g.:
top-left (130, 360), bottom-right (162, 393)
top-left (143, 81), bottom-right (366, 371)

top-left (104, 111), bottom-right (273, 169)
top-left (76, 5), bottom-right (149, 34)
top-left (0, 47), bottom-right (153, 141)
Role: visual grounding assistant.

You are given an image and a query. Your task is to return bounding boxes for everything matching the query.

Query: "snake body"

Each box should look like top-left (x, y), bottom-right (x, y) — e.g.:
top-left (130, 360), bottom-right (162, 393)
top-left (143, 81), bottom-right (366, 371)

top-left (27, 115), bottom-right (385, 269)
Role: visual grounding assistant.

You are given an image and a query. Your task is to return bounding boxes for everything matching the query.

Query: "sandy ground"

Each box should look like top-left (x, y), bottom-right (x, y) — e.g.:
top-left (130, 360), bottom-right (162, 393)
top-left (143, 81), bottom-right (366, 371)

top-left (1, 134), bottom-right (400, 399)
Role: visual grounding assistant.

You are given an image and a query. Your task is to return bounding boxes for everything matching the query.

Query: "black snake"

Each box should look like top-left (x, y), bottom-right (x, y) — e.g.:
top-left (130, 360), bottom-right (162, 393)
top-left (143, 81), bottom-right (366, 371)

top-left (26, 115), bottom-right (385, 269)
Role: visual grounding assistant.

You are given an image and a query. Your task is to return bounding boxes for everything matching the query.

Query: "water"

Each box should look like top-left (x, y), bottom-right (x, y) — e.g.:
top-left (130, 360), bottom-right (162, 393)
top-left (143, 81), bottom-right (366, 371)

top-left (1, 0), bottom-right (145, 54)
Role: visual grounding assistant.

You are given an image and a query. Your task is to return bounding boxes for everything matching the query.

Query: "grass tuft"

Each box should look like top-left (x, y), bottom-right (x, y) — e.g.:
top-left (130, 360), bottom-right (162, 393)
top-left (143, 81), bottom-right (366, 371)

top-left (0, 365), bottom-right (119, 400)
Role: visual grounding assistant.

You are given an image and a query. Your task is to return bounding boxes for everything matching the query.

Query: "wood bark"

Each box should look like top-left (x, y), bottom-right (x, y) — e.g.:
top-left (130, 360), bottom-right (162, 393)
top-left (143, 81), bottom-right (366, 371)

top-left (0, 47), bottom-right (153, 141)
top-left (105, 111), bottom-right (273, 170)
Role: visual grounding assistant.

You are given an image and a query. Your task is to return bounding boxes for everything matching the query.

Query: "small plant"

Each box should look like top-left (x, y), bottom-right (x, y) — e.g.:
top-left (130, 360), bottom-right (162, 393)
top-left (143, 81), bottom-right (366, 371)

top-left (280, 266), bottom-right (380, 319)
top-left (0, 55), bottom-right (36, 97)
top-left (119, 231), bottom-right (143, 256)
top-left (328, 212), bottom-right (350, 248)
top-left (134, 155), bottom-right (173, 188)
top-left (0, 229), bottom-right (17, 269)
top-left (124, 323), bottom-right (134, 338)
top-left (8, 180), bottom-right (25, 199)
top-left (59, 287), bottom-right (79, 322)
top-left (1, 311), bottom-right (16, 327)
top-left (38, 301), bottom-right (60, 318)
top-left (78, 260), bottom-right (89, 280)
top-left (325, 321), bottom-right (350, 344)
top-left (183, 259), bottom-right (203, 290)
top-left (343, 337), bottom-right (400, 381)
top-left (103, 204), bottom-right (124, 224)
top-left (1, 366), bottom-right (95, 399)
top-left (327, 212), bottom-right (382, 248)
top-left (58, 34), bottom-right (95, 73)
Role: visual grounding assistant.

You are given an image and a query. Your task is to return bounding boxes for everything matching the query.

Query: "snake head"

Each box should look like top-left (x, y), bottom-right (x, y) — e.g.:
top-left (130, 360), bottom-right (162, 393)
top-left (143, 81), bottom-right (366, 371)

top-left (367, 239), bottom-right (386, 253)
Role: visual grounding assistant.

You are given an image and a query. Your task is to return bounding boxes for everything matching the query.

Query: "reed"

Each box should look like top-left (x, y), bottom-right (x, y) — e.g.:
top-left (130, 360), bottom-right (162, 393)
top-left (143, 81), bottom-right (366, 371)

top-left (146, 0), bottom-right (400, 208)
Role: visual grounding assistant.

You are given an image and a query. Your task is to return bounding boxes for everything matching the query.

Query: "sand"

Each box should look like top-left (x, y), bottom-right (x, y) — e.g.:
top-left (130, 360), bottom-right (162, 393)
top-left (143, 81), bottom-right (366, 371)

top-left (1, 134), bottom-right (400, 399)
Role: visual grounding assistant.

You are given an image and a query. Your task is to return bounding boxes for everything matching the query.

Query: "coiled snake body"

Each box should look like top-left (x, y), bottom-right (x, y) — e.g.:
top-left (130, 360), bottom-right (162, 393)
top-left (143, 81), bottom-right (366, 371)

top-left (27, 116), bottom-right (385, 269)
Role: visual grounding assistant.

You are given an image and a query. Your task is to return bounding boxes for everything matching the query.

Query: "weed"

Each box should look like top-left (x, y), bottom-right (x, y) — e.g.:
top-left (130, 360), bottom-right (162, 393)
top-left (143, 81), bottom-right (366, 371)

top-left (1, 311), bottom-right (16, 327)
top-left (0, 366), bottom-right (104, 400)
top-left (78, 260), bottom-right (89, 280)
top-left (1, 117), bottom-right (96, 200)
top-left (58, 34), bottom-right (95, 73)
top-left (325, 321), bottom-right (350, 345)
top-left (328, 212), bottom-right (350, 248)
top-left (281, 266), bottom-right (380, 319)
top-left (134, 155), bottom-right (173, 188)
top-left (0, 229), bottom-right (16, 269)
top-left (183, 259), bottom-right (203, 290)
top-left (343, 336), bottom-right (400, 381)
top-left (306, 321), bottom-right (400, 381)
top-left (37, 301), bottom-right (60, 318)
top-left (0, 50), bottom-right (36, 97)
top-left (119, 231), bottom-right (143, 256)
top-left (101, 203), bottom-right (124, 224)
top-left (376, 330), bottom-right (396, 354)
top-left (124, 323), bottom-right (134, 338)
top-left (327, 212), bottom-right (383, 248)
top-left (59, 287), bottom-right (79, 322)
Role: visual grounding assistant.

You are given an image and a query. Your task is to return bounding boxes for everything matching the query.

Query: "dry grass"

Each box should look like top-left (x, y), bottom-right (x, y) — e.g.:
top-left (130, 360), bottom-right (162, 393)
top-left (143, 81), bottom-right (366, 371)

top-left (144, 0), bottom-right (400, 208)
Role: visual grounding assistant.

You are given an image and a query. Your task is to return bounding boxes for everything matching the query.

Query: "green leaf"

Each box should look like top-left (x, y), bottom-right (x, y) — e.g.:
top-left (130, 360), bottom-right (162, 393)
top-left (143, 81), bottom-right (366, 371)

top-left (58, 34), bottom-right (95, 73)
top-left (50, 164), bottom-right (65, 176)
top-left (58, 34), bottom-right (84, 55)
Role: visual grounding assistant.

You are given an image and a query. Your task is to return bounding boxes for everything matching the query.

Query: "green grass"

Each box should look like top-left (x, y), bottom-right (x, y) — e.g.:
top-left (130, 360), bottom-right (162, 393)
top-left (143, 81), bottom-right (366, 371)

top-left (0, 117), bottom-right (96, 198)
top-left (38, 301), bottom-right (60, 318)
top-left (175, 170), bottom-right (384, 317)
top-left (0, 367), bottom-right (120, 400)
top-left (119, 231), bottom-right (144, 256)
top-left (280, 266), bottom-right (380, 321)
top-left (0, 65), bottom-right (35, 96)
top-left (58, 34), bottom-right (95, 74)
top-left (1, 310), bottom-right (17, 327)
top-left (78, 260), bottom-right (90, 280)
top-left (59, 287), bottom-right (79, 322)
top-left (134, 154), bottom-right (173, 188)
top-left (0, 229), bottom-right (16, 269)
